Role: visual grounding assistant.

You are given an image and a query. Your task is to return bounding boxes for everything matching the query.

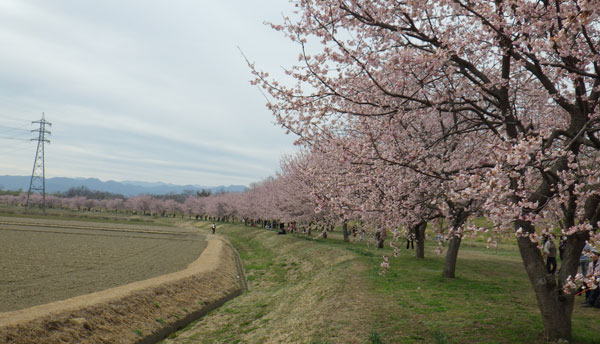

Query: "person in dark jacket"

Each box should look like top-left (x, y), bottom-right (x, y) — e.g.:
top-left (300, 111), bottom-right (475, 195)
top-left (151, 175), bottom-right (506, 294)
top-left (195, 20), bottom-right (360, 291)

top-left (559, 236), bottom-right (567, 260)
top-left (543, 234), bottom-right (557, 274)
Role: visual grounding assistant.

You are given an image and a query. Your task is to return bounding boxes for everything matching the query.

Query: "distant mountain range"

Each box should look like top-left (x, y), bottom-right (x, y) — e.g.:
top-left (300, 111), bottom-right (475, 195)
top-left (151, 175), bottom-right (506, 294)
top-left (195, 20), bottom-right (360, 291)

top-left (0, 175), bottom-right (248, 197)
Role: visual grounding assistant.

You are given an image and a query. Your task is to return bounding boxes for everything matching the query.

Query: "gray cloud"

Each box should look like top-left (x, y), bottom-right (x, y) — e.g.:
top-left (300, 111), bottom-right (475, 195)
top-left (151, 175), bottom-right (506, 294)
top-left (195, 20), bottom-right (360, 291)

top-left (0, 0), bottom-right (299, 186)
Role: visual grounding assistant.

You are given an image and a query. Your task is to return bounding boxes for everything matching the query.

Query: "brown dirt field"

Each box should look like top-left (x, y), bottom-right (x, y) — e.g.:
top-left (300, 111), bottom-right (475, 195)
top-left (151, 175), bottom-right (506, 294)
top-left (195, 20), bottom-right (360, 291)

top-left (0, 216), bottom-right (192, 233)
top-left (0, 234), bottom-right (246, 344)
top-left (0, 218), bottom-right (206, 312)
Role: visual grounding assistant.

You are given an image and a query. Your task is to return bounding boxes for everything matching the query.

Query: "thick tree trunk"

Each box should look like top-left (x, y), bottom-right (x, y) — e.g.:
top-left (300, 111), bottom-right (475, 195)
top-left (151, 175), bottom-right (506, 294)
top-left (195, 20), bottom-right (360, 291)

top-left (414, 221), bottom-right (427, 259)
top-left (442, 206), bottom-right (469, 278)
top-left (443, 235), bottom-right (462, 278)
top-left (342, 220), bottom-right (350, 242)
top-left (514, 220), bottom-right (587, 341)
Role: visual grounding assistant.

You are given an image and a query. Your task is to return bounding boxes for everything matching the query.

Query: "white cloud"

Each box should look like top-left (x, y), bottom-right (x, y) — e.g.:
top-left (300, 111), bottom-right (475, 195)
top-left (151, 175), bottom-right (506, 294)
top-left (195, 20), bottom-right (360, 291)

top-left (0, 0), bottom-right (300, 186)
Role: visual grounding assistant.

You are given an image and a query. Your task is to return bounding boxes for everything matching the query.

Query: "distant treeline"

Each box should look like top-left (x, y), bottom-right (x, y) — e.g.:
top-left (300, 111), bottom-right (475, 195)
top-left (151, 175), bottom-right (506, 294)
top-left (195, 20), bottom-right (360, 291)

top-left (55, 186), bottom-right (213, 202)
top-left (0, 189), bottom-right (21, 196)
top-left (56, 186), bottom-right (126, 200)
top-left (151, 189), bottom-right (212, 203)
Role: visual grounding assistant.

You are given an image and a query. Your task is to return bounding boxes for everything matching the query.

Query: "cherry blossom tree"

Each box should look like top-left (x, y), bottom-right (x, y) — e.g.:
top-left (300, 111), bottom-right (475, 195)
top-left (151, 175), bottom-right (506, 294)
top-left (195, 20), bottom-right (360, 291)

top-left (251, 0), bottom-right (600, 340)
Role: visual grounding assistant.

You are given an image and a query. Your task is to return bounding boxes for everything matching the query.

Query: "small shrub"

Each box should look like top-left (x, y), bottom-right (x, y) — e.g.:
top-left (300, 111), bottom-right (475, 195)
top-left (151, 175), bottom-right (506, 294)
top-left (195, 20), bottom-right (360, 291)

top-left (432, 330), bottom-right (452, 344)
top-left (369, 331), bottom-right (384, 344)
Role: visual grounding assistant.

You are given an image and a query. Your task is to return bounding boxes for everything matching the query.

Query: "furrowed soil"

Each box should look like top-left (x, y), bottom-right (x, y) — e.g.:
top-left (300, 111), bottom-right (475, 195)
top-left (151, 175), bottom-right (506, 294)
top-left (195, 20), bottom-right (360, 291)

top-left (163, 223), bottom-right (600, 344)
top-left (0, 216), bottom-right (206, 312)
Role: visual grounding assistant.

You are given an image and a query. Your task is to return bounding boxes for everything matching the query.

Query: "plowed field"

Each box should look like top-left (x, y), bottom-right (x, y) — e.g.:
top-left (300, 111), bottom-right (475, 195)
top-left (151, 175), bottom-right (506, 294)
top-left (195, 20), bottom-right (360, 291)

top-left (0, 216), bottom-right (206, 312)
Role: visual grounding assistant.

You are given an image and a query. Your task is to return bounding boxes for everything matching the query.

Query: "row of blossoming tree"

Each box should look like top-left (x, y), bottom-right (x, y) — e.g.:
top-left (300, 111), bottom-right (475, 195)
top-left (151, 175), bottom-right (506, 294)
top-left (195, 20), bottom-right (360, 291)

top-left (3, 135), bottom-right (598, 341)
top-left (240, 0), bottom-right (600, 341)
top-left (3, 1), bottom-right (599, 336)
top-left (0, 193), bottom-right (239, 221)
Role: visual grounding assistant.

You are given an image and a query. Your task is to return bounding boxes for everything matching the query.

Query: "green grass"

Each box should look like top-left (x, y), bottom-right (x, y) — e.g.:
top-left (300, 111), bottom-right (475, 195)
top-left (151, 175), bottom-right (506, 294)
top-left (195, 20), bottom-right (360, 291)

top-left (3, 208), bottom-right (595, 343)
top-left (165, 222), bottom-right (600, 343)
top-left (362, 243), bottom-right (599, 344)
top-left (163, 223), bottom-right (375, 344)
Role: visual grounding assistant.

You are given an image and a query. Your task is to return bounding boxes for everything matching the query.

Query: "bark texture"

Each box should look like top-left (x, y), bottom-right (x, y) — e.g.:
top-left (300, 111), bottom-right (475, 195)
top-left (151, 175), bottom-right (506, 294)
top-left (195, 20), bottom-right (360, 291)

top-left (342, 220), bottom-right (350, 242)
top-left (443, 236), bottom-right (461, 278)
top-left (442, 206), bottom-right (469, 278)
top-left (414, 221), bottom-right (427, 259)
top-left (515, 220), bottom-right (588, 341)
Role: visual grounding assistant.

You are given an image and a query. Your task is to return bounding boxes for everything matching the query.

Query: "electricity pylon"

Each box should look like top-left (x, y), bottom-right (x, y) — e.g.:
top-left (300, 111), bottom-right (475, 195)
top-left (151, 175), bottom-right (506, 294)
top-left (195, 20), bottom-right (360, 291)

top-left (26, 113), bottom-right (51, 210)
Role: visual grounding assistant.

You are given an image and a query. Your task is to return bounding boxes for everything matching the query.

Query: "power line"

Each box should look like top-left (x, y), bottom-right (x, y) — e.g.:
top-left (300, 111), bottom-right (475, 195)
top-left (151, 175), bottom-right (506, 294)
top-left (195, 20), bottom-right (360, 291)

top-left (0, 124), bottom-right (29, 131)
top-left (0, 126), bottom-right (31, 140)
top-left (0, 145), bottom-right (33, 155)
top-left (0, 119), bottom-right (33, 140)
top-left (0, 114), bottom-right (36, 126)
top-left (0, 136), bottom-right (30, 141)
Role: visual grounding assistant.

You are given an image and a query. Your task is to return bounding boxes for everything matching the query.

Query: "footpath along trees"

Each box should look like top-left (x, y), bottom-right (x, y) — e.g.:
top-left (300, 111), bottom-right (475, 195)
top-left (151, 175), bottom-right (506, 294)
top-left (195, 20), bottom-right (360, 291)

top-left (251, 0), bottom-right (600, 340)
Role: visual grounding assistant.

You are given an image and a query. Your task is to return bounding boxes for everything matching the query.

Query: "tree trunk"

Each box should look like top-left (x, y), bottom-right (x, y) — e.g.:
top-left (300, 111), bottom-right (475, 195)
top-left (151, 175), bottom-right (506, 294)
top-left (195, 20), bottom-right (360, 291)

top-left (376, 228), bottom-right (386, 248)
top-left (514, 220), bottom-right (587, 341)
top-left (443, 235), bottom-right (461, 278)
top-left (442, 205), bottom-right (469, 278)
top-left (414, 221), bottom-right (427, 259)
top-left (342, 220), bottom-right (349, 242)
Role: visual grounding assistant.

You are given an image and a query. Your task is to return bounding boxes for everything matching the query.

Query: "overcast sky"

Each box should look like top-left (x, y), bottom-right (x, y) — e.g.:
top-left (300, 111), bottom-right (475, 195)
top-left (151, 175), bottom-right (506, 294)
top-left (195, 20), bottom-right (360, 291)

top-left (0, 0), bottom-right (300, 186)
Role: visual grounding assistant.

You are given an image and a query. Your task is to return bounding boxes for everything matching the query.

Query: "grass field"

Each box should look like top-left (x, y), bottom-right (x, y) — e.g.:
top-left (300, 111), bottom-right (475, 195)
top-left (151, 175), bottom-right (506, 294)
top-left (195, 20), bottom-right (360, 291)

top-left (0, 215), bottom-right (206, 312)
top-left (1, 209), bottom-right (597, 343)
top-left (163, 222), bottom-right (600, 344)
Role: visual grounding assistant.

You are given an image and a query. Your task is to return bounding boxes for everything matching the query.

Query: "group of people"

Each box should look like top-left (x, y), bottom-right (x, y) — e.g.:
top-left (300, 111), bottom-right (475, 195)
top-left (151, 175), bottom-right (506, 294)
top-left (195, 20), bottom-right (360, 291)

top-left (542, 234), bottom-right (600, 308)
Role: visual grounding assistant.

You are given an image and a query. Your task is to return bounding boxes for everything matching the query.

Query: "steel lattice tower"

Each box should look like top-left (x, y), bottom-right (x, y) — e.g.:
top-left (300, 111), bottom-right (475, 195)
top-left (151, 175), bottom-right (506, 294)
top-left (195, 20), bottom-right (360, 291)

top-left (26, 113), bottom-right (51, 210)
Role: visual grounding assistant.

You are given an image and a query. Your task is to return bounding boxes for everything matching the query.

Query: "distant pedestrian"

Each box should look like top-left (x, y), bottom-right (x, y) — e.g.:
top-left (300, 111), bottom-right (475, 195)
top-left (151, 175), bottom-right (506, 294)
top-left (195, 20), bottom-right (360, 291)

top-left (211, 223), bottom-right (216, 234)
top-left (559, 236), bottom-right (567, 260)
top-left (435, 233), bottom-right (444, 246)
top-left (583, 250), bottom-right (600, 308)
top-left (580, 243), bottom-right (592, 276)
top-left (278, 222), bottom-right (286, 235)
top-left (406, 231), bottom-right (414, 250)
top-left (543, 234), bottom-right (557, 274)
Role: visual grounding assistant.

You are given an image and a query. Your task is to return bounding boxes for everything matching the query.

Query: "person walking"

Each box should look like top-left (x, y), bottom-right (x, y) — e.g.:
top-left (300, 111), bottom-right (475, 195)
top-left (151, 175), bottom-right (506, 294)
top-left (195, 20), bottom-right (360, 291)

top-left (583, 250), bottom-right (600, 308)
top-left (406, 231), bottom-right (414, 250)
top-left (559, 236), bottom-right (567, 260)
top-left (580, 242), bottom-right (592, 276)
top-left (543, 234), bottom-right (557, 274)
top-left (211, 223), bottom-right (216, 234)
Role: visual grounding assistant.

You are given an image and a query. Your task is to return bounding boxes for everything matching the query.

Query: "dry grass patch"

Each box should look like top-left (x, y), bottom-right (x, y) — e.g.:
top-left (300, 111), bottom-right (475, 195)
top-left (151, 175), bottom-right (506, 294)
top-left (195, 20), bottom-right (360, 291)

top-left (162, 224), bottom-right (378, 344)
top-left (164, 223), bottom-right (600, 344)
